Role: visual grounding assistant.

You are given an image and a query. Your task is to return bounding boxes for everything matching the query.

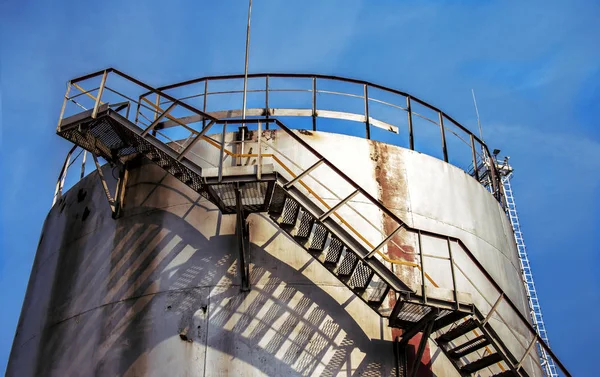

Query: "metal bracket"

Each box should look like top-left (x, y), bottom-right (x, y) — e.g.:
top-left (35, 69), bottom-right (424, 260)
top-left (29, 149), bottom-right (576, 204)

top-left (235, 182), bottom-right (251, 291)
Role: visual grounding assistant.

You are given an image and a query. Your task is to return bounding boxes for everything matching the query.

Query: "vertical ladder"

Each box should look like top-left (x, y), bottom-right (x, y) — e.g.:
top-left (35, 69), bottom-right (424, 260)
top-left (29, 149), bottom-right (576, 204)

top-left (501, 171), bottom-right (558, 377)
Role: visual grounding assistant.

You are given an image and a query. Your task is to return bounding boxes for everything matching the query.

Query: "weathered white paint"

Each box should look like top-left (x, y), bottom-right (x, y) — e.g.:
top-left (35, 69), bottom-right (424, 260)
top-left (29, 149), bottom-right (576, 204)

top-left (7, 131), bottom-right (542, 377)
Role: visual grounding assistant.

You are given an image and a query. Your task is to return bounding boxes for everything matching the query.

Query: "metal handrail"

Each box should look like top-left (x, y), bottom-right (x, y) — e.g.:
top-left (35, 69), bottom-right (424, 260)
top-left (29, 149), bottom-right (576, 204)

top-left (57, 69), bottom-right (569, 377)
top-left (68, 68), bottom-right (504, 204)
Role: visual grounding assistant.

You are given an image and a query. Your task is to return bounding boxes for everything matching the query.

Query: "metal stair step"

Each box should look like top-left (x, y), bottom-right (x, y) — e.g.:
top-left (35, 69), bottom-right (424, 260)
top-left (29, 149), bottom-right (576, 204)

top-left (307, 223), bottom-right (328, 251)
top-left (490, 371), bottom-right (518, 377)
top-left (277, 197), bottom-right (300, 226)
top-left (293, 210), bottom-right (315, 239)
top-left (366, 281), bottom-right (390, 307)
top-left (321, 236), bottom-right (344, 266)
top-left (267, 185), bottom-right (287, 216)
top-left (436, 318), bottom-right (479, 344)
top-left (349, 261), bottom-right (375, 291)
top-left (447, 335), bottom-right (490, 359)
top-left (432, 310), bottom-right (471, 332)
top-left (460, 352), bottom-right (503, 373)
top-left (336, 251), bottom-right (359, 277)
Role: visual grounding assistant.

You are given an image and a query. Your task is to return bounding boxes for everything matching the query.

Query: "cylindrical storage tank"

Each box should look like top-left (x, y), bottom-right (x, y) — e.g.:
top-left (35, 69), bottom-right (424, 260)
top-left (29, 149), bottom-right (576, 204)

top-left (7, 128), bottom-right (541, 377)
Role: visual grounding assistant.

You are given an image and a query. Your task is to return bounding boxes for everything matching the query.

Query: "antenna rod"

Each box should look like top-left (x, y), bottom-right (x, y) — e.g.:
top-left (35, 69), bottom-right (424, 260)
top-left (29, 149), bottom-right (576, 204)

top-left (471, 89), bottom-right (483, 140)
top-left (242, 0), bottom-right (252, 122)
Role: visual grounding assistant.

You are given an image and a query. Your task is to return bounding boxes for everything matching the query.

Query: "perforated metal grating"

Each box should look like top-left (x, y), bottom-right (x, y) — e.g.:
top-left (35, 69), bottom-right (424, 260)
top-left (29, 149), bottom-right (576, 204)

top-left (396, 302), bottom-right (431, 323)
top-left (309, 223), bottom-right (328, 251)
top-left (295, 210), bottom-right (315, 238)
top-left (280, 198), bottom-right (300, 225)
top-left (324, 237), bottom-right (344, 263)
top-left (349, 261), bottom-right (374, 289)
top-left (337, 251), bottom-right (358, 276)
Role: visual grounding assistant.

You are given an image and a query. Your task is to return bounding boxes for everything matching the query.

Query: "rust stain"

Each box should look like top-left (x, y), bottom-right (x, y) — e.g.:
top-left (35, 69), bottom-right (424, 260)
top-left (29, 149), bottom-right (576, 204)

top-left (372, 140), bottom-right (433, 377)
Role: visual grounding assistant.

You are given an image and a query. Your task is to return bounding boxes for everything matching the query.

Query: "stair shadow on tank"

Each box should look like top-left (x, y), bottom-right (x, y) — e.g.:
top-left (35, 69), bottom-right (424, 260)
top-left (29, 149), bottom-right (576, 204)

top-left (27, 170), bottom-right (400, 376)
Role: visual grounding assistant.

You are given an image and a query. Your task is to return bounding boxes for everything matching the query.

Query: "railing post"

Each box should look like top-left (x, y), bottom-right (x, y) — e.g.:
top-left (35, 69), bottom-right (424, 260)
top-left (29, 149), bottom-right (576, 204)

top-left (364, 84), bottom-right (371, 139)
top-left (517, 337), bottom-right (538, 369)
top-left (482, 293), bottom-right (504, 326)
top-left (447, 237), bottom-right (459, 309)
top-left (418, 230), bottom-right (426, 304)
top-left (406, 96), bottom-right (414, 150)
top-left (439, 112), bottom-right (448, 162)
top-left (91, 70), bottom-right (108, 119)
top-left (57, 83), bottom-right (71, 131)
top-left (218, 122), bottom-right (227, 183)
top-left (471, 134), bottom-right (480, 181)
top-left (152, 93), bottom-right (161, 137)
top-left (257, 121), bottom-right (262, 180)
top-left (265, 76), bottom-right (270, 130)
top-left (203, 80), bottom-right (208, 129)
top-left (312, 77), bottom-right (317, 131)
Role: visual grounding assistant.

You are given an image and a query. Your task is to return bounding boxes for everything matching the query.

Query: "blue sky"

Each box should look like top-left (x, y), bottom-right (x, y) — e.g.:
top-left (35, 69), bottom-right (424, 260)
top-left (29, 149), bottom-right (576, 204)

top-left (1, 0), bottom-right (598, 375)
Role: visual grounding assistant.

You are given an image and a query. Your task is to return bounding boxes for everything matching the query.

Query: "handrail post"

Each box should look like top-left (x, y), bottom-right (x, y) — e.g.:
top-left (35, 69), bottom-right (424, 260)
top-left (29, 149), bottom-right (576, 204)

top-left (482, 293), bottom-right (504, 326)
top-left (203, 80), bottom-right (208, 129)
top-left (57, 83), bottom-right (71, 131)
top-left (265, 76), bottom-right (270, 130)
top-left (447, 237), bottom-right (459, 309)
top-left (364, 84), bottom-right (370, 139)
top-left (91, 70), bottom-right (108, 119)
top-left (439, 112), bottom-right (448, 162)
top-left (312, 77), bottom-right (317, 131)
top-left (418, 230), bottom-right (426, 304)
top-left (218, 122), bottom-right (227, 183)
top-left (471, 134), bottom-right (480, 181)
top-left (257, 121), bottom-right (262, 180)
top-left (406, 96), bottom-right (414, 150)
top-left (517, 337), bottom-right (538, 369)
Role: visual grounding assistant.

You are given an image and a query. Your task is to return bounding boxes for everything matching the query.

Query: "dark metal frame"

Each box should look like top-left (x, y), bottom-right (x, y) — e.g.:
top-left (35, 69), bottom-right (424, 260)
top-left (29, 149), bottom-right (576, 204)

top-left (68, 68), bottom-right (504, 203)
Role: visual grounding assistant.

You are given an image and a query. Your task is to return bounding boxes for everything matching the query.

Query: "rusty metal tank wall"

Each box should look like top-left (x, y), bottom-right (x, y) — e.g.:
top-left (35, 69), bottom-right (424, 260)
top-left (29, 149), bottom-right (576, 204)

top-left (7, 130), bottom-right (539, 377)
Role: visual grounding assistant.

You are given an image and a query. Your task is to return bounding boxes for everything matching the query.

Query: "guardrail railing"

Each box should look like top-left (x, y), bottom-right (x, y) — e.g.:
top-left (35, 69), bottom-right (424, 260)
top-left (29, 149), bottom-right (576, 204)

top-left (55, 69), bottom-right (569, 377)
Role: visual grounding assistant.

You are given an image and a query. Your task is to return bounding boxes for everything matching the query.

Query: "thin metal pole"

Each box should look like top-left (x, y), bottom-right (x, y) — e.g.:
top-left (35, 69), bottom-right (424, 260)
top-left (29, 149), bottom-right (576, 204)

top-left (265, 76), bottom-right (270, 130)
top-left (57, 83), bottom-right (71, 131)
top-left (406, 96), bottom-right (414, 150)
top-left (471, 89), bottom-right (483, 140)
top-left (241, 0), bottom-right (252, 122)
top-left (364, 85), bottom-right (370, 139)
top-left (80, 151), bottom-right (87, 179)
top-left (257, 121), bottom-right (262, 180)
top-left (203, 80), bottom-right (208, 129)
top-left (312, 77), bottom-right (317, 131)
top-left (439, 112), bottom-right (448, 162)
top-left (471, 134), bottom-right (479, 181)
top-left (447, 237), bottom-right (458, 309)
top-left (92, 70), bottom-right (108, 119)
top-left (418, 230), bottom-right (426, 304)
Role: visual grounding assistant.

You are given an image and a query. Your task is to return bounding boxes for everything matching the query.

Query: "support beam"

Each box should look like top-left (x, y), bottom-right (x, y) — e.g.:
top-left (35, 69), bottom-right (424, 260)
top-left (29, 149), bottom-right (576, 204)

top-left (112, 163), bottom-right (129, 219)
top-left (409, 320), bottom-right (435, 377)
top-left (92, 153), bottom-right (115, 212)
top-left (235, 183), bottom-right (251, 291)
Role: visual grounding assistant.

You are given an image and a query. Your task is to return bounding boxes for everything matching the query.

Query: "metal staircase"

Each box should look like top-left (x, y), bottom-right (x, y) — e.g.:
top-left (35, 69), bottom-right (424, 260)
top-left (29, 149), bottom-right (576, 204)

top-left (54, 69), bottom-right (570, 377)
